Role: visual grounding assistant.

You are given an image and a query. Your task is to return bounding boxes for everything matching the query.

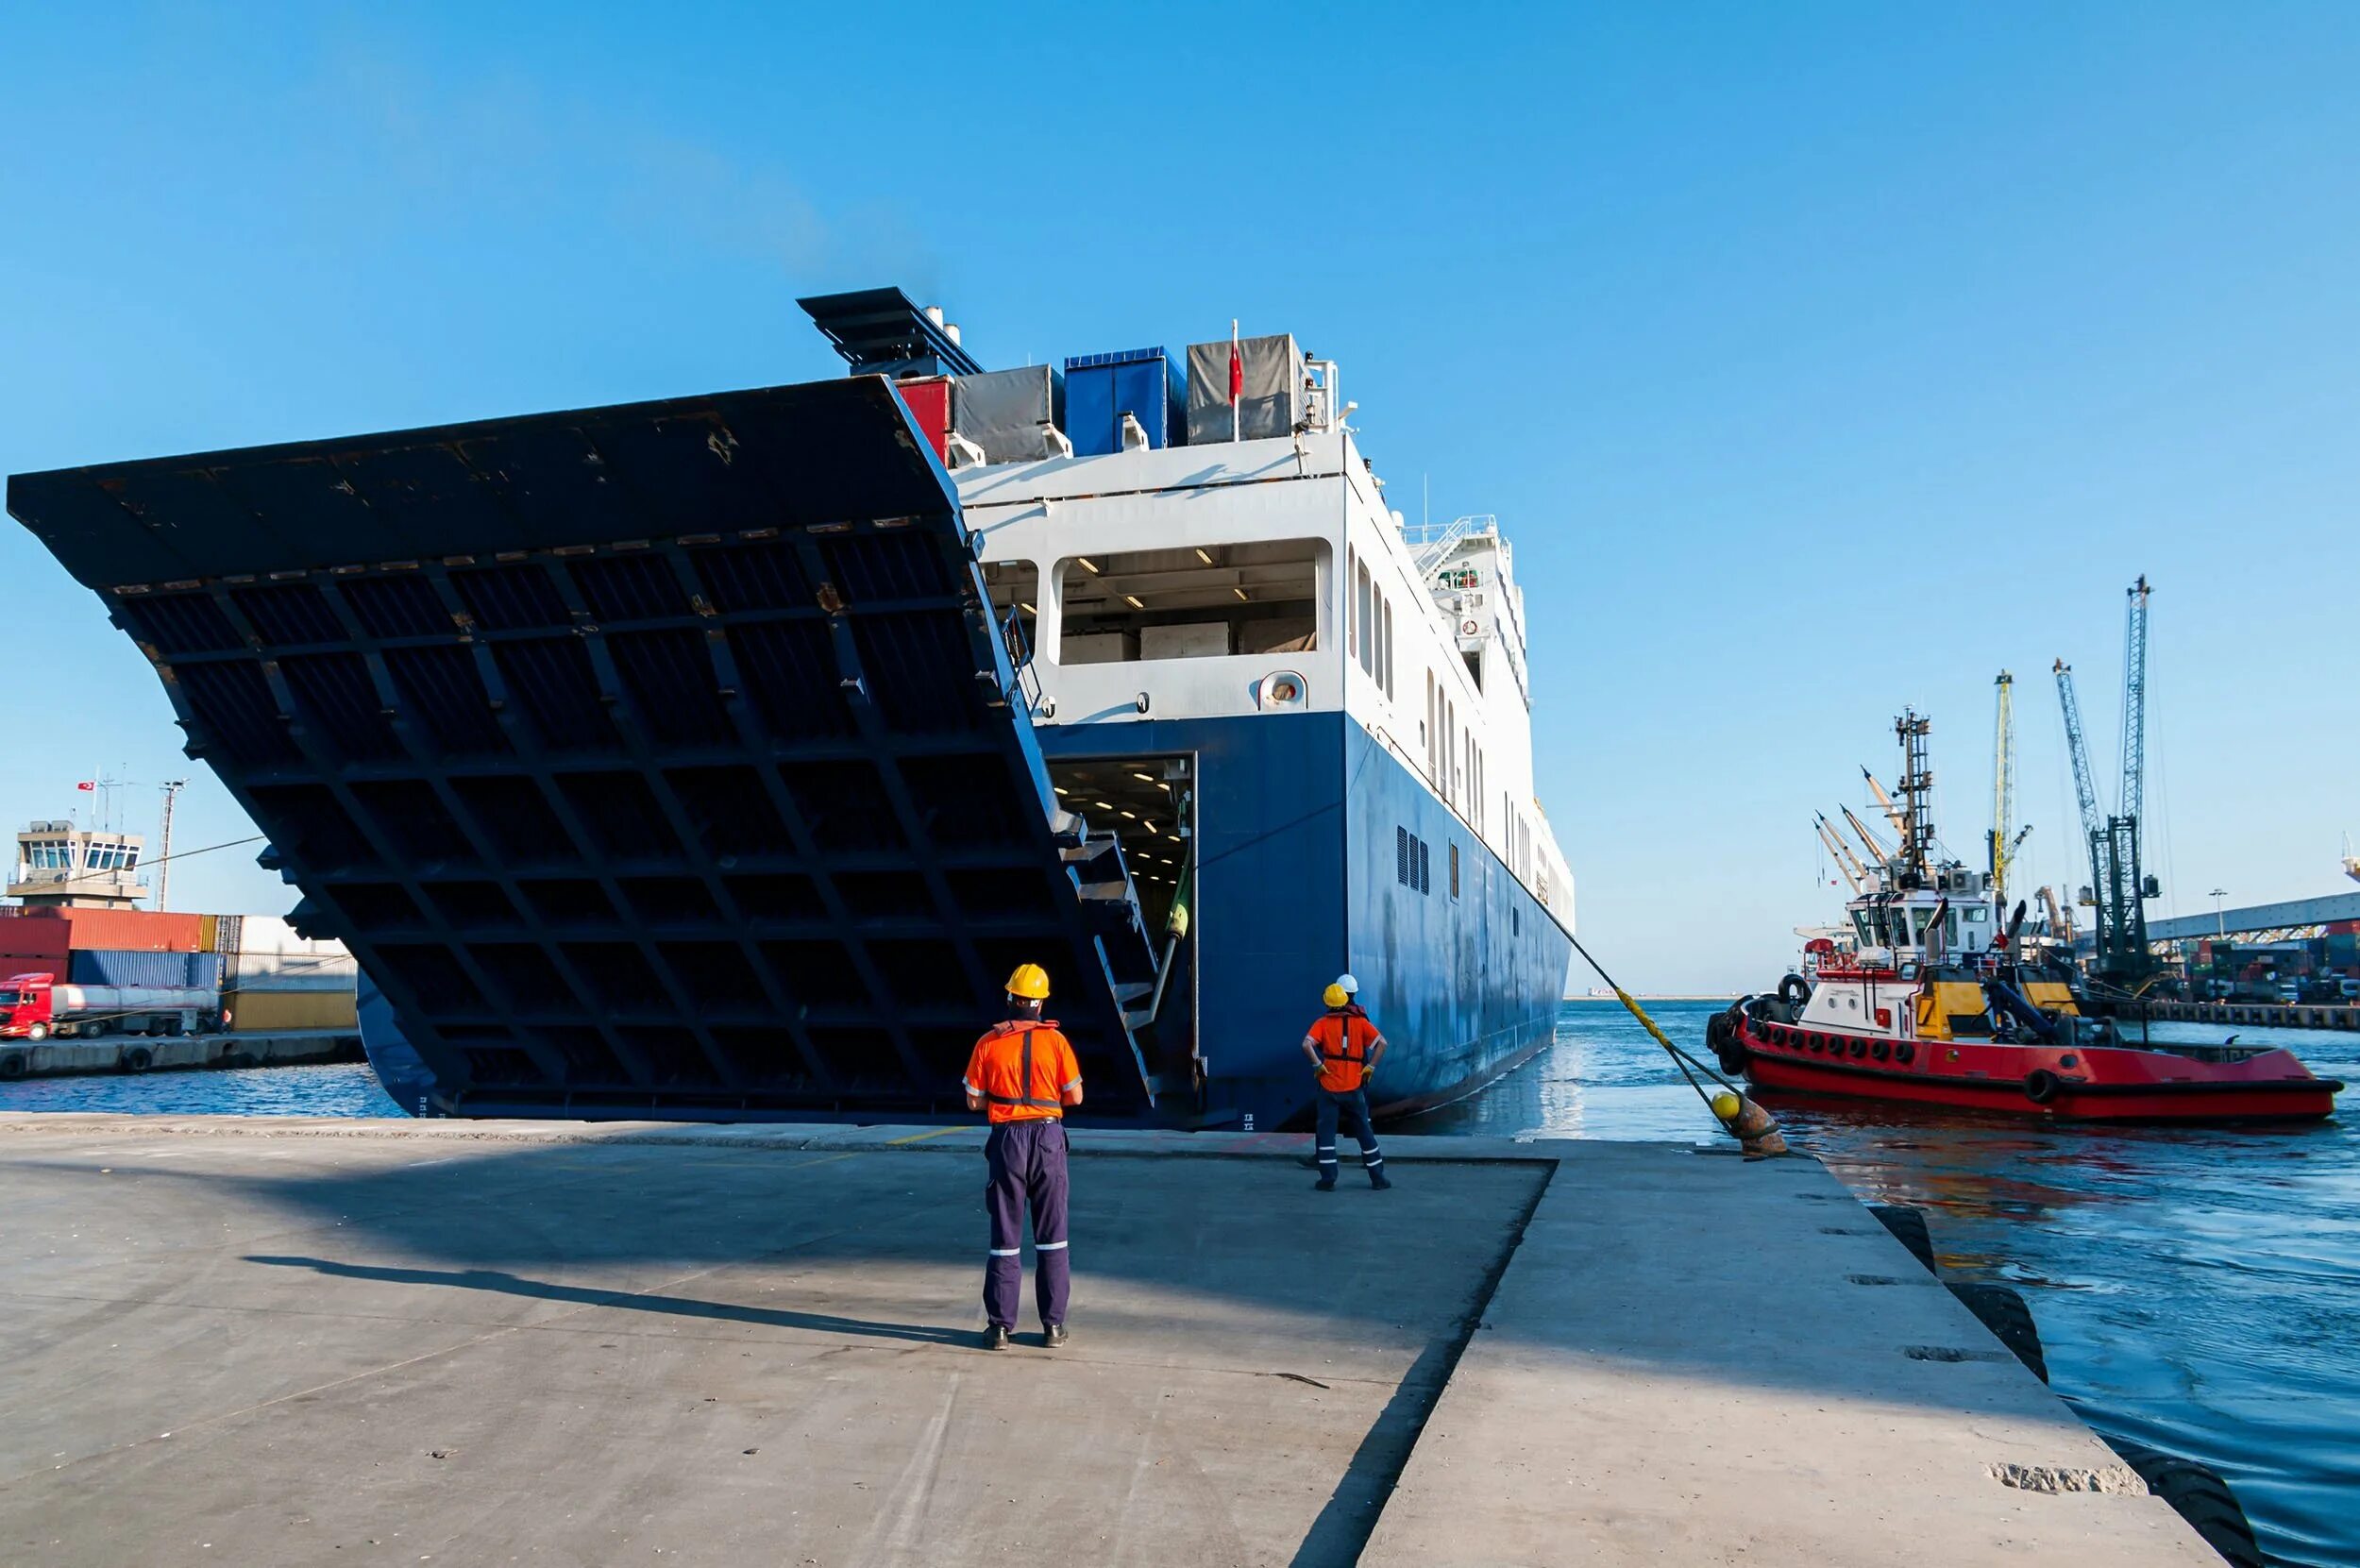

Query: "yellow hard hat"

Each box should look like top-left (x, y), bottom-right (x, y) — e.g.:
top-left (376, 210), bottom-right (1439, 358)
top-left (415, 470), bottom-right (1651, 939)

top-left (1711, 1090), bottom-right (1742, 1122)
top-left (1004, 963), bottom-right (1051, 1001)
top-left (1323, 983), bottom-right (1349, 1008)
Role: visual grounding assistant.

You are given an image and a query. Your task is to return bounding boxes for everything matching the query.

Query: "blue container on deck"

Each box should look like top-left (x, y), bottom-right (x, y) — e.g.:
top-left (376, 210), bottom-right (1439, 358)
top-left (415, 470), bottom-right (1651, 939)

top-left (1063, 347), bottom-right (1184, 456)
top-left (66, 949), bottom-right (222, 988)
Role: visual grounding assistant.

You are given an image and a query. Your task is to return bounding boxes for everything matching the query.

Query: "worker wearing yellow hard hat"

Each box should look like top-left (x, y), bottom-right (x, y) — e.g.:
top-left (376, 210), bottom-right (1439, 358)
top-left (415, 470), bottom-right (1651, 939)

top-left (963, 962), bottom-right (1083, 1350)
top-left (1300, 973), bottom-right (1391, 1190)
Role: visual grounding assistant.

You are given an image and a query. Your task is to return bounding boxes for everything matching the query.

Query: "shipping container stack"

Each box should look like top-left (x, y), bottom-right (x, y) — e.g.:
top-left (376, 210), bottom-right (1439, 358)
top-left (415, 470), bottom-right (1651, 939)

top-left (210, 914), bottom-right (360, 1034)
top-left (0, 905), bottom-right (204, 989)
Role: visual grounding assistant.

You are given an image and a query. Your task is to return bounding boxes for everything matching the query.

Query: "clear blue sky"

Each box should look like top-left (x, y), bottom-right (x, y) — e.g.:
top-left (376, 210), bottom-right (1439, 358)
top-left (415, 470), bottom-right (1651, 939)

top-left (4, 4), bottom-right (2354, 991)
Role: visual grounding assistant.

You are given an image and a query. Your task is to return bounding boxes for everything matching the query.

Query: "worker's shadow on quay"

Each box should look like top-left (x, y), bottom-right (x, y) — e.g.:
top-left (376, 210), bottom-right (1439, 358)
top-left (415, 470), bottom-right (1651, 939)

top-left (243, 1255), bottom-right (978, 1347)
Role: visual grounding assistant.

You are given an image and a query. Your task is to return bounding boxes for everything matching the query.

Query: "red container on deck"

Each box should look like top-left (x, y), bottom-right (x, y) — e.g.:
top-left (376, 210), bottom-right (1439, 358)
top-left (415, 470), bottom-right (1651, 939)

top-left (0, 907), bottom-right (203, 953)
top-left (897, 376), bottom-right (952, 462)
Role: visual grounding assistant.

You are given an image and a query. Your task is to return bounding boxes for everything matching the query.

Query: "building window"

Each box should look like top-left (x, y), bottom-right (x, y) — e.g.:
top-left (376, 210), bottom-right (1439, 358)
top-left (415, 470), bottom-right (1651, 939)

top-left (1450, 842), bottom-right (1460, 901)
top-left (1055, 540), bottom-right (1323, 664)
top-left (1381, 599), bottom-right (1394, 697)
top-left (1419, 838), bottom-right (1430, 894)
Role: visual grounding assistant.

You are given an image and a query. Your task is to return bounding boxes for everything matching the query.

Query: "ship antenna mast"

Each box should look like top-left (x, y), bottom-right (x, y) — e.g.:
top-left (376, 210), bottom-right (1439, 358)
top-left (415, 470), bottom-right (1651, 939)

top-left (1894, 710), bottom-right (1933, 887)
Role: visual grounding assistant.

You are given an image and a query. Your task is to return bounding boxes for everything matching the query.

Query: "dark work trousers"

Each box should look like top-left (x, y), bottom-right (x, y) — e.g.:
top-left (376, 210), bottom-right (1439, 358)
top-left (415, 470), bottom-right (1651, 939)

top-left (983, 1118), bottom-right (1070, 1330)
top-left (1314, 1087), bottom-right (1384, 1185)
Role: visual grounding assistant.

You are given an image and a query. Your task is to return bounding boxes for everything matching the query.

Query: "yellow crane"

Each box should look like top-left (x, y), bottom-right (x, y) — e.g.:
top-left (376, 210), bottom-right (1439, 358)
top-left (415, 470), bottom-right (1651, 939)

top-left (1988, 672), bottom-right (2030, 901)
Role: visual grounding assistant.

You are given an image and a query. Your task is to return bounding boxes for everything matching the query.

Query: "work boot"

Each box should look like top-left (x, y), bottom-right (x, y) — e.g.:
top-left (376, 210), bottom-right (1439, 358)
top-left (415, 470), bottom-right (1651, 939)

top-left (1044, 1324), bottom-right (1070, 1349)
top-left (983, 1324), bottom-right (1010, 1351)
top-left (1370, 1172), bottom-right (1392, 1190)
top-left (1313, 1175), bottom-right (1336, 1191)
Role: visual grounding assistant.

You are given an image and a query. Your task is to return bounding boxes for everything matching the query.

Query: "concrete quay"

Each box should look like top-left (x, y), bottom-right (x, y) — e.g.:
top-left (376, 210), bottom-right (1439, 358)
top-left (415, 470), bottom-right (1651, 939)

top-left (0, 1115), bottom-right (2217, 1566)
top-left (0, 1028), bottom-right (360, 1081)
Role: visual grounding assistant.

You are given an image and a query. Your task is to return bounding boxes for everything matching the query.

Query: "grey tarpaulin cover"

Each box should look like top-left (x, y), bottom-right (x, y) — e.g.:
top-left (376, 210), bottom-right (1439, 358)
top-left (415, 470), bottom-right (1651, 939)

top-left (1186, 335), bottom-right (1304, 445)
top-left (954, 365), bottom-right (1065, 463)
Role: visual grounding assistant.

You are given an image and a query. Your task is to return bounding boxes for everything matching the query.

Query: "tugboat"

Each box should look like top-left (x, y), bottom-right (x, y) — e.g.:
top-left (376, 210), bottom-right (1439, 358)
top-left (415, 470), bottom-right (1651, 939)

top-left (1711, 712), bottom-right (2341, 1122)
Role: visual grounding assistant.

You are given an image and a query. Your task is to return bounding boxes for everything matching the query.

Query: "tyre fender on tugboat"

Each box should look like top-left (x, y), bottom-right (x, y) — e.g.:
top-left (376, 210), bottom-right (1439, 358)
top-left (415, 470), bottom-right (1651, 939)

top-left (1778, 973), bottom-right (1812, 1008)
top-left (2022, 1068), bottom-right (2062, 1105)
top-left (1711, 1004), bottom-right (1750, 1077)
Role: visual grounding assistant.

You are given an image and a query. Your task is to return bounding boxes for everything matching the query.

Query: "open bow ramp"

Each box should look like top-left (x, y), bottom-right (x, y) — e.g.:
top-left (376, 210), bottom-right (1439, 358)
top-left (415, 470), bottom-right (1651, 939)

top-left (8, 378), bottom-right (1166, 1120)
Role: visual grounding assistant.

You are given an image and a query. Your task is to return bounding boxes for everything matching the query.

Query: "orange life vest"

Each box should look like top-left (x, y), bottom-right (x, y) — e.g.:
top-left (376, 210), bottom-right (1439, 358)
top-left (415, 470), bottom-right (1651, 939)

top-left (1309, 1007), bottom-right (1379, 1093)
top-left (967, 1020), bottom-right (1076, 1124)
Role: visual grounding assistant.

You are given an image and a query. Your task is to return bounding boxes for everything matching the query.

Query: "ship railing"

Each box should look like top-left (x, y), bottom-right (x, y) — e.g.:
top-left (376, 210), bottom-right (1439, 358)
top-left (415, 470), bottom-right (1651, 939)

top-left (1000, 604), bottom-right (1044, 715)
top-left (1401, 514), bottom-right (1495, 580)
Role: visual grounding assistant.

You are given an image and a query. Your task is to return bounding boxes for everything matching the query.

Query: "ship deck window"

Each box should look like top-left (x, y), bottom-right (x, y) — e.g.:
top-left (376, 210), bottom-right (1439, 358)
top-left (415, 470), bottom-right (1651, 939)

top-left (1056, 540), bottom-right (1323, 664)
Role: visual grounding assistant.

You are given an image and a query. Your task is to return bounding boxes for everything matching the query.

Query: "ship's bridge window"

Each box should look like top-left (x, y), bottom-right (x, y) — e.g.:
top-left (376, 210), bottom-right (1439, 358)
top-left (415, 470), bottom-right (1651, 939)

top-left (1055, 540), bottom-right (1323, 664)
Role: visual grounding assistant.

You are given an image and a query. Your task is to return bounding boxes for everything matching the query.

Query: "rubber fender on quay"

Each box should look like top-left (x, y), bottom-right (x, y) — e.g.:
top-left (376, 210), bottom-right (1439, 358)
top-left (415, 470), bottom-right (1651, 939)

top-left (120, 1046), bottom-right (153, 1074)
top-left (0, 1052), bottom-right (23, 1080)
top-left (1946, 1282), bottom-right (2047, 1382)
top-left (2101, 1439), bottom-right (2263, 1568)
top-left (1867, 1205), bottom-right (1937, 1273)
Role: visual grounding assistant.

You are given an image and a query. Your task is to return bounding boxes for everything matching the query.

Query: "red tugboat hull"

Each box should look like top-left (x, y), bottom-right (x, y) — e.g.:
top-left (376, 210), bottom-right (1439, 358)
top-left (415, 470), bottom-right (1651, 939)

top-left (1730, 1014), bottom-right (2341, 1122)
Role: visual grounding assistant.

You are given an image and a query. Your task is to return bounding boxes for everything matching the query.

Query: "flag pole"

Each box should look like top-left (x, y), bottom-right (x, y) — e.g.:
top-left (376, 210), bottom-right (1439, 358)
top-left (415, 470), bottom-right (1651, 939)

top-left (1230, 318), bottom-right (1241, 445)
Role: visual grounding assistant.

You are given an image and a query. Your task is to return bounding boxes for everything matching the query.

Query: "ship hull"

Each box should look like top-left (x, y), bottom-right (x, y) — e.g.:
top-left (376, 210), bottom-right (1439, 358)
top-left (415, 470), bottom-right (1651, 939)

top-left (1728, 1011), bottom-right (2339, 1122)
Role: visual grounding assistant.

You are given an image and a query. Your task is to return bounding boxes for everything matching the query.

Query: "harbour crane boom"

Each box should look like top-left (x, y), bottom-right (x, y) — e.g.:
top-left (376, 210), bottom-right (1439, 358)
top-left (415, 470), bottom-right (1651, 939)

top-left (2054, 660), bottom-right (2103, 850)
top-left (2120, 575), bottom-right (2149, 829)
top-left (1989, 671), bottom-right (2016, 901)
top-left (1839, 804), bottom-right (1894, 868)
top-left (1861, 769), bottom-right (1909, 837)
top-left (1815, 813), bottom-right (1867, 892)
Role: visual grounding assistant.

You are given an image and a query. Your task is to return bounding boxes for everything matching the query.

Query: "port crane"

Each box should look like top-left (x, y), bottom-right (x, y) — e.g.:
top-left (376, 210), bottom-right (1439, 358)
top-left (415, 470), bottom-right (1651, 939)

top-left (1987, 671), bottom-right (2031, 901)
top-left (2054, 577), bottom-right (2160, 990)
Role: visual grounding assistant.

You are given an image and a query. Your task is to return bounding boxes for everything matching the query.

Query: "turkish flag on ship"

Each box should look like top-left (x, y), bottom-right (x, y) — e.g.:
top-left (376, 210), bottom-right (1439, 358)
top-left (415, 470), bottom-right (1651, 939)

top-left (1229, 320), bottom-right (1243, 442)
top-left (75, 781), bottom-right (94, 792)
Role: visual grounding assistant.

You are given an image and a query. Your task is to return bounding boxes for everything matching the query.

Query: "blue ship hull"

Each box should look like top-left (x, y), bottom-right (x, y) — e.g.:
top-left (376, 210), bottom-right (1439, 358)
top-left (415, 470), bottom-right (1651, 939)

top-left (358, 711), bottom-right (1570, 1131)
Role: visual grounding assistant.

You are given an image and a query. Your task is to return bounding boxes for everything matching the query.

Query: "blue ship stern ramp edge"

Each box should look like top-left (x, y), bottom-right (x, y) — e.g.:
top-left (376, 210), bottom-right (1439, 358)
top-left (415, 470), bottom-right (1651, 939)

top-left (7, 376), bottom-right (1173, 1122)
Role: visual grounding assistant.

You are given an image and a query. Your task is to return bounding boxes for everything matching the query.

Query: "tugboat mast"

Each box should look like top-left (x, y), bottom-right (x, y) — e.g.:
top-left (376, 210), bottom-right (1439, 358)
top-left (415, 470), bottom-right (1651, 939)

top-left (1893, 710), bottom-right (1935, 890)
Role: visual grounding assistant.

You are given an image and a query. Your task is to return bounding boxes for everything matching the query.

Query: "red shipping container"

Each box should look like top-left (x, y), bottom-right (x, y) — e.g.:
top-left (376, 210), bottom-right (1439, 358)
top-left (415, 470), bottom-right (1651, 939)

top-left (0, 907), bottom-right (203, 953)
top-left (897, 376), bottom-right (952, 462)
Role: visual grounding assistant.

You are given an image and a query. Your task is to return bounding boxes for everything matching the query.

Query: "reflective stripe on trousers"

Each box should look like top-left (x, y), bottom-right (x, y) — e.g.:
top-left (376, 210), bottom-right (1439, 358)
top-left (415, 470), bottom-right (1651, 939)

top-left (1314, 1087), bottom-right (1381, 1181)
top-left (983, 1118), bottom-right (1070, 1330)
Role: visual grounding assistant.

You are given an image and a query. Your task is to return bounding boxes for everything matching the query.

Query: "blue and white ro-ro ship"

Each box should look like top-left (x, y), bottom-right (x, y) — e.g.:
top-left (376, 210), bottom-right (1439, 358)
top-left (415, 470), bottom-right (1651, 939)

top-left (6, 287), bottom-right (1574, 1133)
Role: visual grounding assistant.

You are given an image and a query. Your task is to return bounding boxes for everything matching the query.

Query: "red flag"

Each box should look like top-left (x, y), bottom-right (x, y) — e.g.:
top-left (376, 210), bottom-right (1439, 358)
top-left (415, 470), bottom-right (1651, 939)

top-left (1228, 342), bottom-right (1243, 404)
top-left (76, 781), bottom-right (94, 792)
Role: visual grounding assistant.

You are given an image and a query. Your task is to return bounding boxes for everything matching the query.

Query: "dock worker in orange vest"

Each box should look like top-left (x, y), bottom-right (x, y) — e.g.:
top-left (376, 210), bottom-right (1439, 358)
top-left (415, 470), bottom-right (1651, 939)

top-left (964, 963), bottom-right (1084, 1351)
top-left (1302, 974), bottom-right (1391, 1191)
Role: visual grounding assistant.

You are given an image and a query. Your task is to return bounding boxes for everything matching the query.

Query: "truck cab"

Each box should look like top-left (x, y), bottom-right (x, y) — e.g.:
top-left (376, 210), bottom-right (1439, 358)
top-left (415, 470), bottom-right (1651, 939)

top-left (0, 973), bottom-right (59, 1040)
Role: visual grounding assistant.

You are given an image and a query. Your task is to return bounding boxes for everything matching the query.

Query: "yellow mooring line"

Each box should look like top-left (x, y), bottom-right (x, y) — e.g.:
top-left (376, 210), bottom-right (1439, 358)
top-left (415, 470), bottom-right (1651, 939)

top-left (1573, 938), bottom-right (1788, 1157)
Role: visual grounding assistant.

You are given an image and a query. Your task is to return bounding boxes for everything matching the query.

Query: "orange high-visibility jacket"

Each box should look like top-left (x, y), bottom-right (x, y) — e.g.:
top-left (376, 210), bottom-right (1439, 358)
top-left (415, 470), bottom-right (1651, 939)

top-left (1307, 1009), bottom-right (1381, 1093)
top-left (964, 1020), bottom-right (1081, 1124)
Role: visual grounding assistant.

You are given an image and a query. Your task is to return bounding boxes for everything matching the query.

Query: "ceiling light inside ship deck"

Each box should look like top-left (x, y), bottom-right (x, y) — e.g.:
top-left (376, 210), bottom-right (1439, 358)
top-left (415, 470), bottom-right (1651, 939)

top-left (1119, 810), bottom-right (1138, 819)
top-left (1019, 602), bottom-right (1036, 615)
top-left (1078, 557), bottom-right (1100, 574)
top-left (1123, 595), bottom-right (1145, 610)
top-left (1130, 771), bottom-right (1155, 783)
top-left (1194, 548), bottom-right (1214, 565)
top-left (1233, 588), bottom-right (1249, 601)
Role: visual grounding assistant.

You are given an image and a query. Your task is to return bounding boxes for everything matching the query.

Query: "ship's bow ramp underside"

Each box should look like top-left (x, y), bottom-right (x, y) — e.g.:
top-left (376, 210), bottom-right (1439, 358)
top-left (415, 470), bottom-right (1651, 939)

top-left (7, 377), bottom-right (1164, 1120)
